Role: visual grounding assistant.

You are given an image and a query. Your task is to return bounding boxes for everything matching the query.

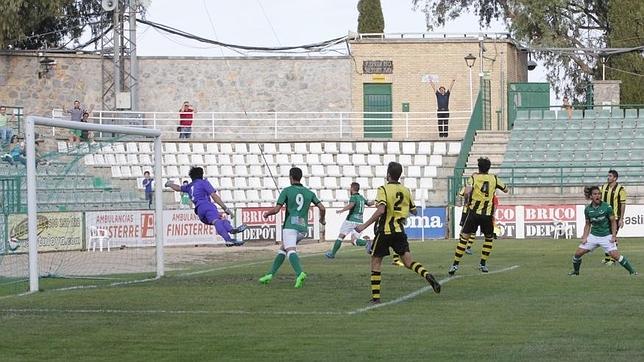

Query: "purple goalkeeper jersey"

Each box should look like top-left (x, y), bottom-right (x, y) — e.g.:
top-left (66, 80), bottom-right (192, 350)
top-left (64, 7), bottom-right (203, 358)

top-left (181, 179), bottom-right (217, 211)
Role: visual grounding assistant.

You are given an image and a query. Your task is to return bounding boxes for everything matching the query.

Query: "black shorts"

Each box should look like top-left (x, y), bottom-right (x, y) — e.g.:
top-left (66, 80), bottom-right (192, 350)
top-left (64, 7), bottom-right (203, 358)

top-left (459, 209), bottom-right (469, 227)
top-left (371, 232), bottom-right (410, 258)
top-left (461, 212), bottom-right (494, 237)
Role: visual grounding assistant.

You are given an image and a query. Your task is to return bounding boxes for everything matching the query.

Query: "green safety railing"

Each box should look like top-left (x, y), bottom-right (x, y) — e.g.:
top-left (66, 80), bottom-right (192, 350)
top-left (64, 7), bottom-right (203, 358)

top-left (448, 90), bottom-right (484, 236)
top-left (1, 176), bottom-right (22, 214)
top-left (450, 165), bottom-right (643, 202)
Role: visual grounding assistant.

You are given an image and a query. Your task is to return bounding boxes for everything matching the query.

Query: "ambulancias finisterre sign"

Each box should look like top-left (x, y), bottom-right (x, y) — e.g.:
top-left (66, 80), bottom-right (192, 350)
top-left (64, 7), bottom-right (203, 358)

top-left (363, 60), bottom-right (393, 74)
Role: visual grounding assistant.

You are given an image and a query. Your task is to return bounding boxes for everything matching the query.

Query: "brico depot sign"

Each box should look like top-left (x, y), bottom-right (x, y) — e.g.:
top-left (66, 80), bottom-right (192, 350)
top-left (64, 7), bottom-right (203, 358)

top-left (240, 207), bottom-right (278, 242)
top-left (524, 205), bottom-right (577, 238)
top-left (453, 205), bottom-right (517, 239)
top-left (240, 207), bottom-right (316, 242)
top-left (452, 204), bottom-right (644, 239)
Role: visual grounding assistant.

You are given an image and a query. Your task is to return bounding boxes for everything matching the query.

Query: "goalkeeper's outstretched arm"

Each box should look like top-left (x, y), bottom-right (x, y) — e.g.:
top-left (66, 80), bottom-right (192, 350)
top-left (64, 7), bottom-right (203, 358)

top-left (164, 180), bottom-right (182, 192)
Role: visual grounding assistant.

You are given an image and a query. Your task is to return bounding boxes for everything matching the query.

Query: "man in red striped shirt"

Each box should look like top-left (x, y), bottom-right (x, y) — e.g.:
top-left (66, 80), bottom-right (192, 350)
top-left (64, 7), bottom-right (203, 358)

top-left (178, 101), bottom-right (196, 139)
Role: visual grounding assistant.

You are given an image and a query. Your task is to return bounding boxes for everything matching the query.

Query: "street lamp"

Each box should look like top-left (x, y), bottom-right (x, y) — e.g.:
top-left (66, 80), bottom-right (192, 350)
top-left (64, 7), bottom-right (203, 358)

top-left (464, 53), bottom-right (476, 111)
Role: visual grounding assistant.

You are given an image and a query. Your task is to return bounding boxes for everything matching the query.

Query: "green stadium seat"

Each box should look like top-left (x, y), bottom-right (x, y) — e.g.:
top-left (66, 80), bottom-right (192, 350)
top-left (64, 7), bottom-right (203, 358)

top-left (610, 109), bottom-right (624, 119)
top-left (580, 121), bottom-right (595, 130)
top-left (517, 152), bottom-right (533, 162)
top-left (571, 110), bottom-right (583, 119)
top-left (608, 120), bottom-right (622, 130)
top-left (624, 109), bottom-right (638, 118)
top-left (516, 110), bottom-right (529, 120)
top-left (622, 119), bottom-right (637, 128)
top-left (551, 131), bottom-right (565, 141)
top-left (543, 110), bottom-right (556, 119)
top-left (529, 110), bottom-right (543, 119)
top-left (594, 121), bottom-right (608, 130)
top-left (583, 110), bottom-right (596, 119)
top-left (597, 110), bottom-right (611, 118)
top-left (524, 121), bottom-right (543, 130)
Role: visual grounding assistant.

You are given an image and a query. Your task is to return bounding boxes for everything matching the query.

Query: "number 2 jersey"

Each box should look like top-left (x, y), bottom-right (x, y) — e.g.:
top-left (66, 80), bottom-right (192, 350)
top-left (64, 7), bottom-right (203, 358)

top-left (276, 183), bottom-right (321, 233)
top-left (375, 181), bottom-right (415, 235)
top-left (466, 173), bottom-right (507, 216)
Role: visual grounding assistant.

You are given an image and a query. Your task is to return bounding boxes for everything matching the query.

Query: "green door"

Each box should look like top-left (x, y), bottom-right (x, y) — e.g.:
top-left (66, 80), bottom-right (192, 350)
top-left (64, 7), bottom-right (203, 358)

top-left (363, 83), bottom-right (392, 138)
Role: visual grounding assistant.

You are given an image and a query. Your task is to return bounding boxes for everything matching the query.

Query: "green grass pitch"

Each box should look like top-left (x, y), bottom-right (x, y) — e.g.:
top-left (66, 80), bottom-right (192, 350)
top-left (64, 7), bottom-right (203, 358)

top-left (1, 238), bottom-right (642, 361)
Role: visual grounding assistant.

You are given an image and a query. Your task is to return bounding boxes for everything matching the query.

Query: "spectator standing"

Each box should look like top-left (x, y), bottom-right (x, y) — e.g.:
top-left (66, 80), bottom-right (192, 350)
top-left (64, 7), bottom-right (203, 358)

top-left (142, 171), bottom-right (154, 209)
top-left (430, 79), bottom-right (455, 138)
top-left (178, 101), bottom-right (196, 139)
top-left (562, 96), bottom-right (573, 120)
top-left (79, 112), bottom-right (94, 142)
top-left (63, 100), bottom-right (93, 143)
top-left (0, 106), bottom-right (15, 146)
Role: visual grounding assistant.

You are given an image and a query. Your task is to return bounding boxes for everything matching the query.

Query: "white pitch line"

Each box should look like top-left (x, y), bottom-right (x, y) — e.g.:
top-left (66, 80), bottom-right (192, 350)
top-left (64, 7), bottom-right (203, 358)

top-left (348, 265), bottom-right (520, 314)
top-left (177, 250), bottom-right (329, 277)
top-left (0, 265), bottom-right (520, 316)
top-left (0, 308), bottom-right (347, 316)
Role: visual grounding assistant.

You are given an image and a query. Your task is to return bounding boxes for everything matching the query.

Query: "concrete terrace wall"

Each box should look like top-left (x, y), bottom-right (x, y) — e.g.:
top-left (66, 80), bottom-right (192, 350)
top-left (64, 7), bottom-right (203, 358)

top-left (0, 52), bottom-right (351, 116)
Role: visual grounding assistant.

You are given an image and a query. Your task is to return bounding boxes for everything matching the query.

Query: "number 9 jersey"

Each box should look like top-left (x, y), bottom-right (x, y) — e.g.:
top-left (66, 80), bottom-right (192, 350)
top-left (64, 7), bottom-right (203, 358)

top-left (375, 182), bottom-right (416, 235)
top-left (276, 183), bottom-right (321, 233)
top-left (466, 173), bottom-right (507, 216)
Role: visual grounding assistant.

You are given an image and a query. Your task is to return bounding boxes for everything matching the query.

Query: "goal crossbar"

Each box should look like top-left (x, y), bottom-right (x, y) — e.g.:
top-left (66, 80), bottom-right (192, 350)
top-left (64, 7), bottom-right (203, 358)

top-left (25, 116), bottom-right (164, 292)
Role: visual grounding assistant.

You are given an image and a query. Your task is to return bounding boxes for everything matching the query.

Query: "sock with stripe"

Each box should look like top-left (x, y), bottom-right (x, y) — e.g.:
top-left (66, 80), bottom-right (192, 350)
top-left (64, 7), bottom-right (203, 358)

top-left (370, 271), bottom-right (381, 301)
top-left (617, 255), bottom-right (636, 274)
top-left (572, 255), bottom-right (582, 273)
top-left (480, 236), bottom-right (494, 265)
top-left (452, 233), bottom-right (470, 266)
top-left (392, 254), bottom-right (402, 264)
top-left (466, 234), bottom-right (476, 249)
top-left (330, 239), bottom-right (343, 256)
top-left (354, 238), bottom-right (367, 247)
top-left (408, 261), bottom-right (429, 279)
top-left (288, 251), bottom-right (303, 276)
top-left (268, 250), bottom-right (286, 275)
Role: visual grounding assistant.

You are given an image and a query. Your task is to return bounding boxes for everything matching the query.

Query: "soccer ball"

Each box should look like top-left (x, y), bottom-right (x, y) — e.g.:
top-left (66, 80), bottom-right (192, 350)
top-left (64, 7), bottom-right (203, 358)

top-left (8, 238), bottom-right (20, 251)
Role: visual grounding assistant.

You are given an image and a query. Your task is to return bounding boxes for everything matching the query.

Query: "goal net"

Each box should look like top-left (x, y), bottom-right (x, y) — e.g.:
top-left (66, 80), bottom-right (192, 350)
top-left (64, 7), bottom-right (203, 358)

top-left (0, 116), bottom-right (164, 296)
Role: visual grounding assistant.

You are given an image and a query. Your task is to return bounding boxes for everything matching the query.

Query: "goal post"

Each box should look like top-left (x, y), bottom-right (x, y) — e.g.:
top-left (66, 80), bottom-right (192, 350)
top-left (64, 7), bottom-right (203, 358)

top-left (24, 116), bottom-right (164, 292)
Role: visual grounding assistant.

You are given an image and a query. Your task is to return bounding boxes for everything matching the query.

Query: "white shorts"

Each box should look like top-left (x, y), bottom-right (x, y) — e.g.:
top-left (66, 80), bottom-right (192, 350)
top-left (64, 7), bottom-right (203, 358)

top-left (282, 229), bottom-right (307, 249)
top-left (579, 234), bottom-right (618, 253)
top-left (338, 220), bottom-right (360, 239)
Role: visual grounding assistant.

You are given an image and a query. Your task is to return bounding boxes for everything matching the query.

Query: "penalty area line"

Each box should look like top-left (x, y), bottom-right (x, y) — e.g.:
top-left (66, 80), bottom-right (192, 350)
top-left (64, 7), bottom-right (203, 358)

top-left (0, 265), bottom-right (520, 317)
top-left (348, 265), bottom-right (520, 315)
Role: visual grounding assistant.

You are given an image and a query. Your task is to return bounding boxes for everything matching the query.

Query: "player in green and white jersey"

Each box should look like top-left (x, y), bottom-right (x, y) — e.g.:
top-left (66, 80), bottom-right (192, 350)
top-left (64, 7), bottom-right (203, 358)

top-left (325, 182), bottom-right (375, 259)
top-left (569, 186), bottom-right (637, 276)
top-left (260, 167), bottom-right (326, 288)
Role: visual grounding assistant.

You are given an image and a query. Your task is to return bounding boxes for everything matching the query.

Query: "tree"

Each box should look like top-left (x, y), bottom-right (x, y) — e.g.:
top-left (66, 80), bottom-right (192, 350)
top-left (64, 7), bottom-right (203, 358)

top-left (411, 0), bottom-right (643, 102)
top-left (605, 0), bottom-right (644, 104)
top-left (358, 0), bottom-right (385, 34)
top-left (0, 0), bottom-right (108, 50)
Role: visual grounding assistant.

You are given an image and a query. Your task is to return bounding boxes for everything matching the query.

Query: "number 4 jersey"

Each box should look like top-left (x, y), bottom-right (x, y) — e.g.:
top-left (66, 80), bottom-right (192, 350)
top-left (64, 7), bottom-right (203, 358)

top-left (276, 183), bottom-right (321, 233)
top-left (466, 173), bottom-right (507, 216)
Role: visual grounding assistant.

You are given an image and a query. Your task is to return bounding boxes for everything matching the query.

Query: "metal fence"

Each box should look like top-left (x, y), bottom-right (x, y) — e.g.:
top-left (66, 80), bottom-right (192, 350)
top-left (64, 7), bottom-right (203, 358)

top-left (51, 109), bottom-right (473, 141)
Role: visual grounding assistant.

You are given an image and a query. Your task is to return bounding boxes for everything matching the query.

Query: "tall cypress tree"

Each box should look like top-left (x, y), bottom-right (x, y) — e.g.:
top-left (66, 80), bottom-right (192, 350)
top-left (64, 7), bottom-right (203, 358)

top-left (357, 0), bottom-right (385, 34)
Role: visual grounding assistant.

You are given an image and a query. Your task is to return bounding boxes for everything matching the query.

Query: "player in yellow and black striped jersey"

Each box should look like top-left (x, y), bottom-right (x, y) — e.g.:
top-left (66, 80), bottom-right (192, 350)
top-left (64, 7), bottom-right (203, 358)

top-left (355, 162), bottom-right (441, 303)
top-left (600, 169), bottom-right (627, 264)
top-left (458, 186), bottom-right (477, 254)
top-left (448, 157), bottom-right (509, 276)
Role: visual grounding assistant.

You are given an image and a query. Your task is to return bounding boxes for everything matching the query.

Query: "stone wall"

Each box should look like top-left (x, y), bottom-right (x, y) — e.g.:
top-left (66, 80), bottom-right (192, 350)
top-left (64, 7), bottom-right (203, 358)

top-left (0, 52), bottom-right (351, 115)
